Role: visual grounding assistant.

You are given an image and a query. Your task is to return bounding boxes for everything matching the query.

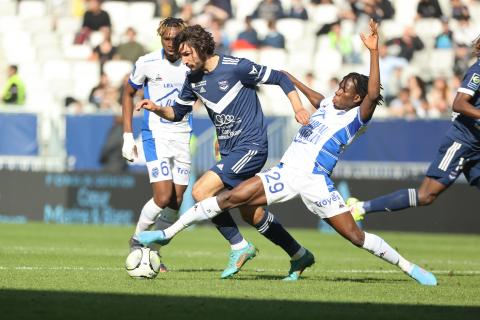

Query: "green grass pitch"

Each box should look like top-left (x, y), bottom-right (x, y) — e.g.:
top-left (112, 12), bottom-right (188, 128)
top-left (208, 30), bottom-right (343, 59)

top-left (0, 223), bottom-right (479, 319)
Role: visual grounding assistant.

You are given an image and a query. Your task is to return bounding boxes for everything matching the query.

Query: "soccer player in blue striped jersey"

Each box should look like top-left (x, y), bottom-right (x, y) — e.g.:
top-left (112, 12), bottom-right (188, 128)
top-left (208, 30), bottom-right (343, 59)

top-left (137, 25), bottom-right (314, 280)
top-left (347, 35), bottom-right (480, 221)
top-left (138, 20), bottom-right (437, 285)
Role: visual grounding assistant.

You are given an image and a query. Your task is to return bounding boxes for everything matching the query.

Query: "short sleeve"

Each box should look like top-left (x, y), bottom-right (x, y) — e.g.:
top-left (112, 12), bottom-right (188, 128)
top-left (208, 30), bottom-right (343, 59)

top-left (458, 63), bottom-right (480, 96)
top-left (236, 58), bottom-right (271, 86)
top-left (128, 58), bottom-right (146, 90)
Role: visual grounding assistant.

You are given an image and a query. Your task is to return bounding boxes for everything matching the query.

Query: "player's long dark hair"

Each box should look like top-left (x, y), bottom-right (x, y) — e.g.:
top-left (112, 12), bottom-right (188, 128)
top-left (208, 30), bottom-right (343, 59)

top-left (474, 35), bottom-right (480, 57)
top-left (173, 25), bottom-right (215, 61)
top-left (157, 17), bottom-right (187, 37)
top-left (342, 72), bottom-right (384, 107)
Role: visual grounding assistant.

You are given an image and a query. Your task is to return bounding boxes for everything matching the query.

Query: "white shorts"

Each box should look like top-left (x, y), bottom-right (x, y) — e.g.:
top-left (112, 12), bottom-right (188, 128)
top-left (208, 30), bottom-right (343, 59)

top-left (143, 138), bottom-right (191, 185)
top-left (256, 164), bottom-right (347, 219)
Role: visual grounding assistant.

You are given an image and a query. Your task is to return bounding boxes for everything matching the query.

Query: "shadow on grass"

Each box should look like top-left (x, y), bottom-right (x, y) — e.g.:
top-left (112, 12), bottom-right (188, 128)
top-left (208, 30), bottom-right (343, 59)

top-left (1, 289), bottom-right (479, 320)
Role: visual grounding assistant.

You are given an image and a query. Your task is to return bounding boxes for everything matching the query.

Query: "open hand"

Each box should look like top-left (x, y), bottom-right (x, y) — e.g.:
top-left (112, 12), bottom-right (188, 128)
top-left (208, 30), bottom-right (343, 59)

top-left (360, 19), bottom-right (378, 51)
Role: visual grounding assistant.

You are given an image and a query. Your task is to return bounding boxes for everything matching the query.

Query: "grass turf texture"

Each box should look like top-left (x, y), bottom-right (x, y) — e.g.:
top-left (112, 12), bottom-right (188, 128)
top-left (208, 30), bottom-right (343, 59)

top-left (0, 223), bottom-right (479, 320)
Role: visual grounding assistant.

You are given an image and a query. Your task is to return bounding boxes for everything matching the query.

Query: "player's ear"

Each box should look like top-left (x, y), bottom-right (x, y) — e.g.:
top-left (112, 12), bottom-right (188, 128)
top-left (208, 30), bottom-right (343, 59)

top-left (353, 94), bottom-right (362, 104)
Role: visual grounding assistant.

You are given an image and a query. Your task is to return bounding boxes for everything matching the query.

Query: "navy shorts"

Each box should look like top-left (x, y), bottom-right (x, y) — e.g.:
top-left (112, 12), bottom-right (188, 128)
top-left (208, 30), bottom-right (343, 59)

top-left (426, 136), bottom-right (480, 187)
top-left (210, 148), bottom-right (268, 189)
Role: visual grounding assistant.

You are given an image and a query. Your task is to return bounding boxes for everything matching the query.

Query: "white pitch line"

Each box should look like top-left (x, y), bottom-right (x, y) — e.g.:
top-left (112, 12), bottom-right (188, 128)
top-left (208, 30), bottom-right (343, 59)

top-left (0, 266), bottom-right (479, 275)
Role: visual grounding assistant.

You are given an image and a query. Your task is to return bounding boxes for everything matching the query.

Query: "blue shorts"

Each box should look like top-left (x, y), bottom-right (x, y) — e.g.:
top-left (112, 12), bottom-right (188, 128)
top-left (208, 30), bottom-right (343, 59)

top-left (210, 148), bottom-right (268, 189)
top-left (426, 136), bottom-right (480, 187)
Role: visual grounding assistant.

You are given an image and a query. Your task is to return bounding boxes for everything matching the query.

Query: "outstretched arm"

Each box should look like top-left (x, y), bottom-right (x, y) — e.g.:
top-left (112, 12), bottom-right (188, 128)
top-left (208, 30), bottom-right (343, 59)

top-left (135, 100), bottom-right (177, 121)
top-left (282, 71), bottom-right (325, 109)
top-left (359, 19), bottom-right (381, 123)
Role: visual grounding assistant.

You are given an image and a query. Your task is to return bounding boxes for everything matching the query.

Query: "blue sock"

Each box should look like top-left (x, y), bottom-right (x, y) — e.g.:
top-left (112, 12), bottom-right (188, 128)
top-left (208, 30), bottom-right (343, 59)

top-left (211, 210), bottom-right (244, 245)
top-left (255, 211), bottom-right (301, 257)
top-left (364, 189), bottom-right (418, 213)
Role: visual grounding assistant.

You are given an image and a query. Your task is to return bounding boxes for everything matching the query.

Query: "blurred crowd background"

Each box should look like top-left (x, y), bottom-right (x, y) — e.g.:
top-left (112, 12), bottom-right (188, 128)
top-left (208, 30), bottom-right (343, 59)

top-left (1, 0), bottom-right (479, 119)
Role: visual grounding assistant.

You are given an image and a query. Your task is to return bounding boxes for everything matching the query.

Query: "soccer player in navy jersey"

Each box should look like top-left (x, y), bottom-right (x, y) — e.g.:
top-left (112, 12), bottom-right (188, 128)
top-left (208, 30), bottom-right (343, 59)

top-left (138, 20), bottom-right (437, 285)
top-left (136, 24), bottom-right (314, 280)
top-left (348, 35), bottom-right (480, 221)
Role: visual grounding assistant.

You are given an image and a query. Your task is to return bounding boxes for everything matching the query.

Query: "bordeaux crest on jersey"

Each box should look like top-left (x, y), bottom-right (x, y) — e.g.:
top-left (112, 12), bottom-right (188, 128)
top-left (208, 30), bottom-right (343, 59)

top-left (218, 80), bottom-right (229, 91)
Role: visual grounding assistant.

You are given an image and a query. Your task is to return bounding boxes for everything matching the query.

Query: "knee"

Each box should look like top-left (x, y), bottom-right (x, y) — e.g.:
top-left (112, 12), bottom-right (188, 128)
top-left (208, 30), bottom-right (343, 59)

top-left (153, 193), bottom-right (171, 208)
top-left (348, 230), bottom-right (365, 248)
top-left (192, 186), bottom-right (207, 201)
top-left (417, 190), bottom-right (437, 206)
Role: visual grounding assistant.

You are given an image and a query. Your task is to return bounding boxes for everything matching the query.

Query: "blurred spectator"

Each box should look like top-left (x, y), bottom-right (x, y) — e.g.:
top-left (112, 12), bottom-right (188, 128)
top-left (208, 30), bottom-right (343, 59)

top-left (262, 19), bottom-right (285, 49)
top-left (407, 75), bottom-right (434, 118)
top-left (374, 0), bottom-right (395, 20)
top-left (454, 44), bottom-right (472, 75)
top-left (427, 77), bottom-right (452, 116)
top-left (99, 115), bottom-right (128, 172)
top-left (116, 27), bottom-right (146, 63)
top-left (91, 28), bottom-right (117, 72)
top-left (179, 2), bottom-right (194, 25)
top-left (450, 0), bottom-right (470, 20)
top-left (389, 88), bottom-right (417, 119)
top-left (252, 0), bottom-right (284, 21)
top-left (89, 73), bottom-right (119, 111)
top-left (1, 65), bottom-right (26, 105)
top-left (378, 43), bottom-right (408, 100)
top-left (76, 0), bottom-right (111, 44)
top-left (154, 0), bottom-right (179, 18)
top-left (231, 16), bottom-right (260, 49)
top-left (416, 0), bottom-right (443, 19)
top-left (385, 26), bottom-right (424, 61)
top-left (210, 18), bottom-right (230, 55)
top-left (434, 18), bottom-right (454, 49)
top-left (326, 21), bottom-right (359, 64)
top-left (204, 0), bottom-right (233, 22)
top-left (64, 97), bottom-right (85, 114)
top-left (288, 0), bottom-right (308, 20)
top-left (452, 16), bottom-right (477, 47)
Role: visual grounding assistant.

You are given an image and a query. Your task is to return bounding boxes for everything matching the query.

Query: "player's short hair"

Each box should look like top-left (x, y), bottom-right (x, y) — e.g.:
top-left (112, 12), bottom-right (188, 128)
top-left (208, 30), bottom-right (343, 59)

top-left (157, 17), bottom-right (187, 37)
top-left (173, 25), bottom-right (215, 61)
top-left (342, 72), bottom-right (383, 107)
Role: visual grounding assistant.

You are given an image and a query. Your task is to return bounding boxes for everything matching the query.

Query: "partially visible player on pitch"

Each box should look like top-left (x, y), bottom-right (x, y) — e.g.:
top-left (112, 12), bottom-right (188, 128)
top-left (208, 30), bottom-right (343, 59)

top-left (347, 34), bottom-right (480, 221)
top-left (122, 18), bottom-right (191, 271)
top-left (135, 24), bottom-right (314, 280)
top-left (138, 20), bottom-right (438, 286)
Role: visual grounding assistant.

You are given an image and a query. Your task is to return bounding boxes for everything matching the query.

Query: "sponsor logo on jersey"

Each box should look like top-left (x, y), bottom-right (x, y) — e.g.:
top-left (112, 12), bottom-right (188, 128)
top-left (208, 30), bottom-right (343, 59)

top-left (191, 80), bottom-right (207, 89)
top-left (155, 74), bottom-right (162, 81)
top-left (214, 114), bottom-right (235, 126)
top-left (218, 80), bottom-right (229, 91)
top-left (152, 167), bottom-right (159, 178)
top-left (467, 73), bottom-right (480, 90)
top-left (314, 192), bottom-right (341, 208)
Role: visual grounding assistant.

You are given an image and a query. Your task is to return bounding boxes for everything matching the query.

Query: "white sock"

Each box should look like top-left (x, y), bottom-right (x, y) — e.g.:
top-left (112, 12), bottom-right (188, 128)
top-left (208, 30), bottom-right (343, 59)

top-left (362, 232), bottom-right (401, 266)
top-left (358, 202), bottom-right (366, 214)
top-left (290, 247), bottom-right (306, 261)
top-left (164, 197), bottom-right (222, 239)
top-left (134, 198), bottom-right (162, 236)
top-left (231, 239), bottom-right (248, 250)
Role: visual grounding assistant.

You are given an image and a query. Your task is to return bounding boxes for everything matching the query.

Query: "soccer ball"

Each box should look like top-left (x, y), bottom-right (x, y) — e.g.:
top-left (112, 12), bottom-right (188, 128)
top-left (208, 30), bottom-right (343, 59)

top-left (125, 247), bottom-right (161, 279)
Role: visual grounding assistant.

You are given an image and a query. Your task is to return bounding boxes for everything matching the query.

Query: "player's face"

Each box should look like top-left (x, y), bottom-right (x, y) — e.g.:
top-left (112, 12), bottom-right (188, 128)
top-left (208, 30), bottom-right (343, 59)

top-left (161, 27), bottom-right (181, 60)
top-left (332, 78), bottom-right (361, 110)
top-left (179, 43), bottom-right (204, 72)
